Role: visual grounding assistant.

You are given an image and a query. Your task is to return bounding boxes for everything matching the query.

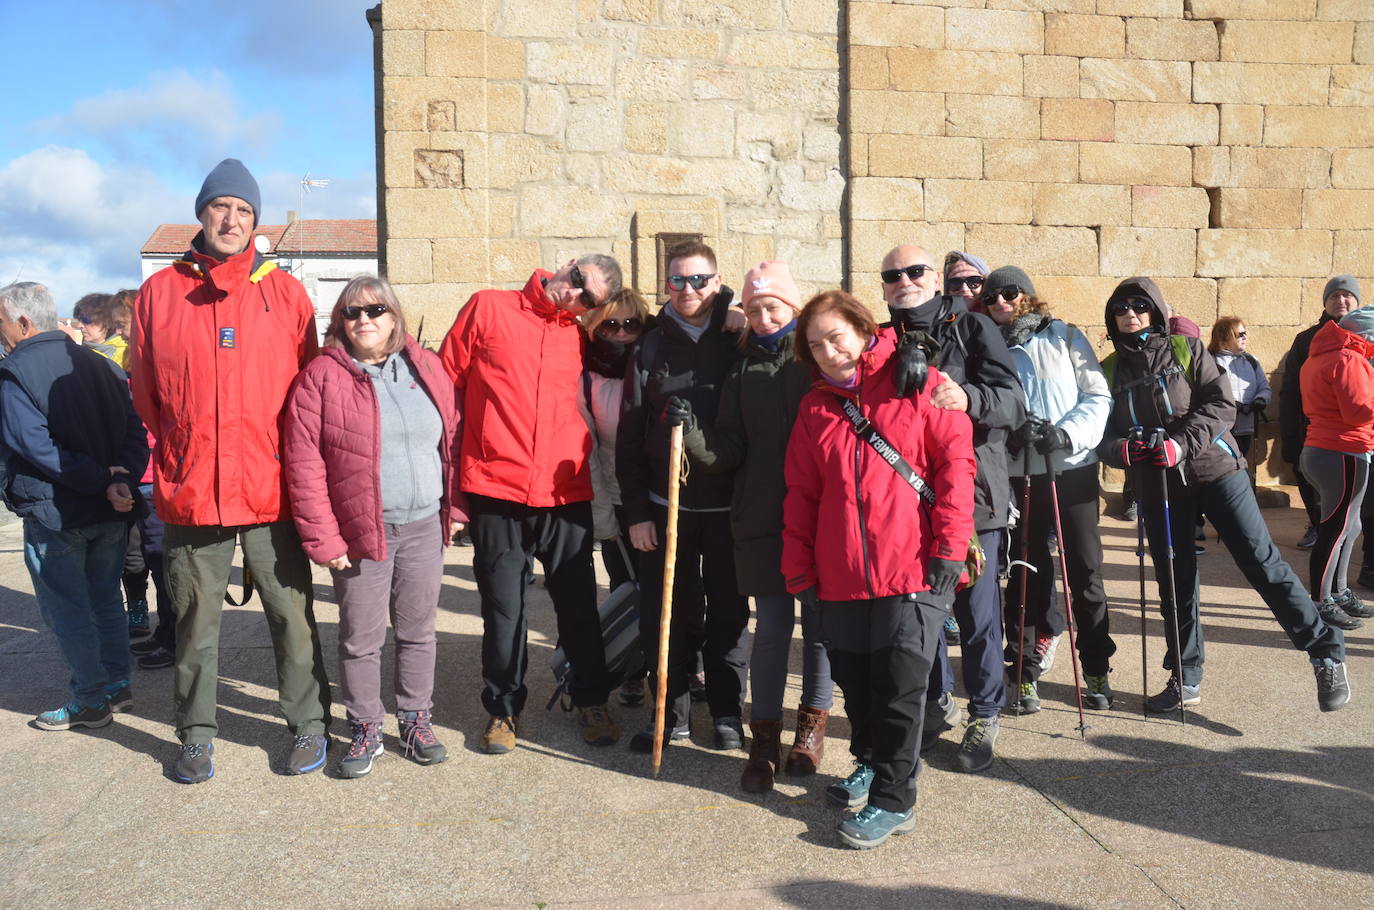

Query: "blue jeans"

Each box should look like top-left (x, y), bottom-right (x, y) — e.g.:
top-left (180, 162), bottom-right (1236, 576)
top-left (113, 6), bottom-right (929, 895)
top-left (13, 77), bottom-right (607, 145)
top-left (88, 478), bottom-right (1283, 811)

top-left (24, 519), bottom-right (131, 707)
top-left (928, 529), bottom-right (1005, 719)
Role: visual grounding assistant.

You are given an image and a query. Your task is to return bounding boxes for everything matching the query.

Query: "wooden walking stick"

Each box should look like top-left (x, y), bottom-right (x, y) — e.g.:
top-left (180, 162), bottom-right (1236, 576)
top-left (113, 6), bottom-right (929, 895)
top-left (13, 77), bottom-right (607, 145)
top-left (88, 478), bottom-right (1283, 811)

top-left (652, 423), bottom-right (686, 778)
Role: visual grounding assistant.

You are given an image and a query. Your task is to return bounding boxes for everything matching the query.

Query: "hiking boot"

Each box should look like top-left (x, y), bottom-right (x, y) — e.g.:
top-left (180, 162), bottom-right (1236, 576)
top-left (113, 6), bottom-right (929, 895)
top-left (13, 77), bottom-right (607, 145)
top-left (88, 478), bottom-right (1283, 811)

top-left (286, 734), bottom-right (328, 775)
top-left (480, 715), bottom-right (518, 754)
top-left (126, 599), bottom-right (151, 640)
top-left (837, 804), bottom-right (916, 850)
top-left (137, 646), bottom-right (175, 670)
top-left (629, 719), bottom-right (689, 753)
top-left (1358, 565), bottom-right (1374, 591)
top-left (1034, 633), bottom-right (1062, 674)
top-left (105, 682), bottom-right (133, 714)
top-left (1317, 598), bottom-right (1364, 631)
top-left (578, 704), bottom-right (620, 747)
top-left (689, 670), bottom-right (707, 703)
top-left (783, 705), bottom-right (828, 777)
top-left (713, 715), bottom-right (744, 751)
top-left (398, 710), bottom-right (448, 764)
top-left (130, 636), bottom-right (162, 656)
top-left (1314, 659), bottom-right (1351, 713)
top-left (740, 718), bottom-right (782, 793)
top-left (920, 692), bottom-right (961, 755)
top-left (174, 742), bottom-right (214, 784)
top-left (1297, 524), bottom-right (1318, 549)
top-left (1333, 588), bottom-right (1374, 619)
top-left (957, 716), bottom-right (1000, 774)
top-left (1084, 673), bottom-right (1115, 710)
top-left (942, 614), bottom-right (961, 646)
top-left (1146, 678), bottom-right (1200, 714)
top-left (33, 700), bottom-right (112, 731)
top-left (618, 677), bottom-right (645, 707)
top-left (826, 761), bottom-right (875, 808)
top-left (1013, 680), bottom-right (1040, 715)
top-left (339, 721), bottom-right (384, 778)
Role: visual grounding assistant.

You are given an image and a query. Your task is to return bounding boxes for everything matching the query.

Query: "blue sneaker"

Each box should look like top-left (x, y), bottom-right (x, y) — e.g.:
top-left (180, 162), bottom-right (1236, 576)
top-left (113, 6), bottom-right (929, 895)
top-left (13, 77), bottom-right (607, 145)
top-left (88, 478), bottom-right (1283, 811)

top-left (33, 700), bottom-right (112, 731)
top-left (175, 742), bottom-right (214, 784)
top-left (286, 734), bottom-right (328, 775)
top-left (126, 599), bottom-right (151, 640)
top-left (942, 614), bottom-right (960, 645)
top-left (105, 681), bottom-right (133, 714)
top-left (837, 803), bottom-right (917, 849)
top-left (825, 761), bottom-right (875, 808)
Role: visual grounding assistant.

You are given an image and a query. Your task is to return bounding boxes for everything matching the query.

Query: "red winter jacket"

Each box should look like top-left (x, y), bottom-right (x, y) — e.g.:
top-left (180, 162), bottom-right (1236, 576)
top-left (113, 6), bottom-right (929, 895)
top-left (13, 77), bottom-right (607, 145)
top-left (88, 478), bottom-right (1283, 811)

top-left (782, 333), bottom-right (976, 601)
top-left (131, 239), bottom-right (319, 526)
top-left (439, 271), bottom-right (593, 506)
top-left (1299, 319), bottom-right (1374, 453)
top-left (283, 338), bottom-right (467, 564)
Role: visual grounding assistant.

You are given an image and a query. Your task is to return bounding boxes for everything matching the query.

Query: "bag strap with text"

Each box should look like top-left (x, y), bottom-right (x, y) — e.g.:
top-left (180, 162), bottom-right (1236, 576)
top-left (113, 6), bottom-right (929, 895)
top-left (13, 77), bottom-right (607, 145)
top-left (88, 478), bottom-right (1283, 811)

top-left (839, 398), bottom-right (936, 508)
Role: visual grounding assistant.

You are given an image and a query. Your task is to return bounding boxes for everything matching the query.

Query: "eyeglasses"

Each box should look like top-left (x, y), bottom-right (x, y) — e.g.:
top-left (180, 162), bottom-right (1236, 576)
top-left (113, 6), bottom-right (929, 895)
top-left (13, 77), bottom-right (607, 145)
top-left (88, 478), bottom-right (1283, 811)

top-left (599, 317), bottom-right (643, 334)
top-left (75, 313), bottom-right (96, 325)
top-left (569, 265), bottom-right (602, 308)
top-left (342, 303), bottom-right (389, 321)
top-left (667, 273), bottom-right (715, 292)
top-left (1110, 299), bottom-right (1153, 316)
top-left (1237, 331), bottom-right (1248, 339)
top-left (983, 286), bottom-right (1022, 304)
top-left (946, 276), bottom-right (984, 293)
top-left (880, 264), bottom-right (934, 285)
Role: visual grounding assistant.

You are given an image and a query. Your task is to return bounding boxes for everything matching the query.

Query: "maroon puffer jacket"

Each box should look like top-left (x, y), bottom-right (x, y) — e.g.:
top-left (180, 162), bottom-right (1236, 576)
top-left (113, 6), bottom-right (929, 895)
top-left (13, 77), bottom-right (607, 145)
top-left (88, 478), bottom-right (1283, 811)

top-left (283, 336), bottom-right (467, 564)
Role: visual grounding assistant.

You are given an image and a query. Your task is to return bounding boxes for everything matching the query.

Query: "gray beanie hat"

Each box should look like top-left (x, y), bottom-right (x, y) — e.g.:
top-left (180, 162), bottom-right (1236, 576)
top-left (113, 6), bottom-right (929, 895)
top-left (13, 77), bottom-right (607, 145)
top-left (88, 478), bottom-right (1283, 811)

top-left (944, 250), bottom-right (989, 277)
top-left (1324, 275), bottom-right (1362, 306)
top-left (195, 158), bottom-right (261, 226)
top-left (984, 265), bottom-right (1036, 298)
top-left (1339, 306), bottom-right (1374, 341)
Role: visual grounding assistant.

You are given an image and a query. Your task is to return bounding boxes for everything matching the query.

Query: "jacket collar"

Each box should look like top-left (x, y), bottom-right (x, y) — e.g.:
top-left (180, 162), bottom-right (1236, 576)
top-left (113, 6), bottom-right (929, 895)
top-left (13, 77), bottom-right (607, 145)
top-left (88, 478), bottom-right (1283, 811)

top-left (811, 331), bottom-right (894, 399)
top-left (523, 270), bottom-right (581, 326)
top-left (177, 232), bottom-right (275, 294)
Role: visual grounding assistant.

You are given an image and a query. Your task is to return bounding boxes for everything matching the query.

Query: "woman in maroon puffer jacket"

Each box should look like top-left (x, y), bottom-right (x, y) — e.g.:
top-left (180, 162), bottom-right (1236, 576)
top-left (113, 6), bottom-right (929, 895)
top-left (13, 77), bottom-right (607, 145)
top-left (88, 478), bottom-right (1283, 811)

top-left (284, 275), bottom-right (467, 779)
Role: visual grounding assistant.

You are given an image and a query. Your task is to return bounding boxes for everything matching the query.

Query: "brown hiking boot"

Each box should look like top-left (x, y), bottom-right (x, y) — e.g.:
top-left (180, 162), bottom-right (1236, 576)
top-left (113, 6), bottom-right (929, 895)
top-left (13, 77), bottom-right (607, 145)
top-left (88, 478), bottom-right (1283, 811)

top-left (783, 705), bottom-right (828, 777)
top-left (480, 715), bottom-right (518, 754)
top-left (578, 704), bottom-right (619, 746)
top-left (740, 719), bottom-right (783, 793)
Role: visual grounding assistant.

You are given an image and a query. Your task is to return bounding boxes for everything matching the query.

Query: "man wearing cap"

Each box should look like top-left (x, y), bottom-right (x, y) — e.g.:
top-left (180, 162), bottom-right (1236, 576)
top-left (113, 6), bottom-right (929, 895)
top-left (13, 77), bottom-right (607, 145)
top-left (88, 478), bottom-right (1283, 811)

top-left (878, 244), bottom-right (1025, 775)
top-left (1280, 277), bottom-right (1363, 552)
top-left (131, 158), bottom-right (331, 784)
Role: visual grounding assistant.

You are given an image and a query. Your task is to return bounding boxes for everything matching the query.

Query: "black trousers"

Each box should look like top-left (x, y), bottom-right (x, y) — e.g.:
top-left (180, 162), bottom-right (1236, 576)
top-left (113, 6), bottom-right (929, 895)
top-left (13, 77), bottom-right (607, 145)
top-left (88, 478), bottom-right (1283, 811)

top-left (469, 494), bottom-right (611, 715)
top-left (821, 593), bottom-right (946, 814)
top-left (1004, 463), bottom-right (1115, 680)
top-left (636, 505), bottom-right (748, 728)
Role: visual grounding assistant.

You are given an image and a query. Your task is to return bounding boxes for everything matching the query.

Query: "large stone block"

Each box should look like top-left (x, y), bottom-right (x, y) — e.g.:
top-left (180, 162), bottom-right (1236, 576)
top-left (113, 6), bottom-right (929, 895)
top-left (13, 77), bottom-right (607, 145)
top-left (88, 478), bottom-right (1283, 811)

top-left (1024, 56), bottom-right (1080, 98)
top-left (1357, 23), bottom-right (1374, 64)
top-left (1193, 146), bottom-right (1230, 188)
top-left (527, 41), bottom-right (614, 85)
top-left (1115, 102), bottom-right (1219, 146)
top-left (640, 28), bottom-right (723, 59)
top-left (1190, 0), bottom-right (1317, 17)
top-left (622, 102), bottom-right (668, 155)
top-left (1264, 106), bottom-right (1374, 147)
top-left (1081, 142), bottom-right (1191, 187)
top-left (603, 155), bottom-right (690, 194)
top-left (945, 95), bottom-right (1041, 140)
top-left (849, 46), bottom-right (889, 91)
top-left (1080, 58), bottom-right (1190, 102)
top-left (1197, 229), bottom-right (1333, 277)
top-left (1333, 150), bottom-right (1374, 189)
top-left (752, 70), bottom-right (838, 111)
top-left (692, 67), bottom-right (748, 100)
top-left (681, 0), bottom-right (784, 29)
top-left (965, 224), bottom-right (1100, 275)
top-left (1132, 186), bottom-right (1210, 229)
top-left (488, 239), bottom-right (543, 284)
top-left (1041, 99), bottom-right (1113, 141)
top-left (737, 109), bottom-right (804, 160)
top-left (850, 177), bottom-right (923, 221)
top-left (615, 58), bottom-right (688, 102)
top-left (683, 158), bottom-right (773, 202)
top-left (604, 0), bottom-right (656, 23)
top-left (1220, 105), bottom-right (1264, 146)
top-left (518, 185), bottom-right (632, 237)
top-left (850, 220), bottom-right (967, 284)
top-left (850, 91), bottom-right (945, 136)
top-left (1099, 227), bottom-right (1197, 277)
top-left (946, 8), bottom-right (1044, 54)
top-left (1331, 65), bottom-right (1374, 107)
top-left (925, 179), bottom-right (1033, 224)
top-left (1218, 278), bottom-right (1305, 326)
top-left (889, 49), bottom-right (1022, 96)
top-left (524, 85), bottom-right (566, 136)
top-left (1220, 20), bottom-right (1353, 64)
top-left (386, 188), bottom-right (488, 239)
top-left (849, 3), bottom-right (944, 47)
top-left (1334, 231), bottom-right (1374, 273)
top-left (784, 0), bottom-right (840, 34)
top-left (1303, 190), bottom-right (1374, 230)
top-left (1000, 0), bottom-right (1094, 12)
top-left (728, 33), bottom-right (838, 69)
top-left (384, 30), bottom-right (426, 77)
top-left (804, 121), bottom-right (841, 163)
top-left (432, 238), bottom-right (490, 284)
top-left (386, 238), bottom-right (433, 285)
top-left (488, 135), bottom-right (561, 189)
top-left (566, 97), bottom-right (621, 153)
top-left (1033, 184), bottom-right (1132, 226)
top-left (1151, 278), bottom-right (1220, 326)
top-left (1125, 18), bottom-right (1218, 61)
top-left (866, 135), bottom-right (983, 179)
top-left (1045, 14), bottom-right (1122, 58)
top-left (1215, 188), bottom-right (1304, 229)
top-left (1228, 147), bottom-right (1333, 188)
top-left (983, 139), bottom-right (1078, 183)
top-left (384, 0), bottom-right (477, 30)
top-left (414, 149), bottom-right (466, 188)
top-left (1194, 63), bottom-right (1330, 106)
top-left (425, 30), bottom-right (486, 78)
top-left (383, 76), bottom-right (486, 132)
top-left (1035, 276), bottom-right (1124, 327)
top-left (778, 164), bottom-right (845, 212)
top-left (487, 84), bottom-right (524, 133)
top-left (1096, 0), bottom-right (1182, 14)
top-left (497, 0), bottom-right (580, 38)
top-left (1320, 0), bottom-right (1374, 18)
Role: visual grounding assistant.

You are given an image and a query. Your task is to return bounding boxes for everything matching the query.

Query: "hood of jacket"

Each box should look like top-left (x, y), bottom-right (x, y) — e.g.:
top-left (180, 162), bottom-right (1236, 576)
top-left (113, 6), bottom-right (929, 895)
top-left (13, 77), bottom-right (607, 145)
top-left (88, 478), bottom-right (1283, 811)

top-left (1105, 277), bottom-right (1169, 351)
top-left (1309, 317), bottom-right (1374, 361)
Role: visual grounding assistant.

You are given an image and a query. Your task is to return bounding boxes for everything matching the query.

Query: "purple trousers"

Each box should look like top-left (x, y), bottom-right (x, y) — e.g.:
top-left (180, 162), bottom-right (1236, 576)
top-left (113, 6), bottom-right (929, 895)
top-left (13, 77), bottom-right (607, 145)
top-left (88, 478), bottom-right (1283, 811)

top-left (333, 513), bottom-right (443, 725)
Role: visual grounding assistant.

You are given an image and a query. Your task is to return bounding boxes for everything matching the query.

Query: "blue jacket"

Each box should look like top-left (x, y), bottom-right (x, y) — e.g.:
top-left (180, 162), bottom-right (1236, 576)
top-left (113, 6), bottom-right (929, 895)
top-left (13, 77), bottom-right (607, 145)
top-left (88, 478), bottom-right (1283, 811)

top-left (1004, 317), bottom-right (1110, 477)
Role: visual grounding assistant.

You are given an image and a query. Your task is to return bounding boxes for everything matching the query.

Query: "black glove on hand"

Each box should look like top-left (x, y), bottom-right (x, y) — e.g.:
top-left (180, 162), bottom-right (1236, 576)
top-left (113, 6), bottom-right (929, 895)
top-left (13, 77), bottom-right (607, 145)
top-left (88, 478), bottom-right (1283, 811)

top-left (1012, 417), bottom-right (1048, 450)
top-left (926, 557), bottom-right (963, 596)
top-left (796, 586), bottom-right (818, 609)
top-left (1035, 425), bottom-right (1072, 455)
top-left (663, 396), bottom-right (695, 431)
top-left (894, 330), bottom-right (940, 397)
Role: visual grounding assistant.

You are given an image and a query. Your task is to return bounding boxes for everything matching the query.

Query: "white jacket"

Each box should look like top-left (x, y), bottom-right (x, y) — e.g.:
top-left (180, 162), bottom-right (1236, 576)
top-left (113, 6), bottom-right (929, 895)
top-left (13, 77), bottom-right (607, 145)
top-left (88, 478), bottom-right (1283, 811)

top-left (1213, 350), bottom-right (1270, 437)
top-left (1006, 318), bottom-right (1110, 476)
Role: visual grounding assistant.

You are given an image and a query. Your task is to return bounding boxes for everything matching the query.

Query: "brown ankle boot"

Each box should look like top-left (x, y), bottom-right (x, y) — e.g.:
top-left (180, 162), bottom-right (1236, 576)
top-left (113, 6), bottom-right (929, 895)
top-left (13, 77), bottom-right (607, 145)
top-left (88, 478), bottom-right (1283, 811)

top-left (739, 719), bottom-right (782, 793)
top-left (783, 705), bottom-right (828, 777)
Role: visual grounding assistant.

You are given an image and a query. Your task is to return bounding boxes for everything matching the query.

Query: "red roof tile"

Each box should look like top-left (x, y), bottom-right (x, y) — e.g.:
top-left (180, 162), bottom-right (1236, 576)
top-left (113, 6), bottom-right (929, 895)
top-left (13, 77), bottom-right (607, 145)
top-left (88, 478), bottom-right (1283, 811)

top-left (140, 221), bottom-right (372, 256)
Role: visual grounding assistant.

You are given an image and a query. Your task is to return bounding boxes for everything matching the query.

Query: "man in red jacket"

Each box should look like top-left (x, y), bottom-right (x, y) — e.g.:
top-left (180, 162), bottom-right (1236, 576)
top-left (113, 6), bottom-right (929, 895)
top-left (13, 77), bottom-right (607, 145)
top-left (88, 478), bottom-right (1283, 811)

top-left (131, 159), bottom-right (331, 784)
top-left (440, 256), bottom-right (623, 754)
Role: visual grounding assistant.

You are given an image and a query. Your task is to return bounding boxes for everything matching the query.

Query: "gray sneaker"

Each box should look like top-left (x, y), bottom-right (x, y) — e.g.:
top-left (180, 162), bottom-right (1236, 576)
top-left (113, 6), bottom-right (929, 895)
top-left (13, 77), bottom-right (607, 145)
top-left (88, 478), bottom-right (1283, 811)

top-left (713, 715), bottom-right (744, 750)
top-left (286, 734), bottom-right (328, 775)
top-left (920, 692), bottom-right (962, 754)
top-left (174, 742), bottom-right (215, 784)
top-left (1297, 524), bottom-right (1318, 549)
top-left (1083, 673), bottom-right (1115, 710)
top-left (1317, 598), bottom-right (1364, 631)
top-left (1146, 678), bottom-right (1200, 714)
top-left (1333, 588), bottom-right (1374, 619)
top-left (339, 722), bottom-right (384, 778)
top-left (957, 716), bottom-right (1000, 773)
top-left (825, 761), bottom-right (875, 808)
top-left (1314, 659), bottom-right (1351, 713)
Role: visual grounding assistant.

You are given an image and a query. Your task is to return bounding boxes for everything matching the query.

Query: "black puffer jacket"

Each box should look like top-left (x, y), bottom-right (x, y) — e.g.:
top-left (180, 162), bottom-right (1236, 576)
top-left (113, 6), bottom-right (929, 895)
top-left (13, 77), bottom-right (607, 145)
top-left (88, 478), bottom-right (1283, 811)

top-left (888, 294), bottom-right (1025, 532)
top-left (682, 330), bottom-right (811, 595)
top-left (1278, 311), bottom-right (1336, 465)
top-left (1096, 277), bottom-right (1244, 486)
top-left (617, 289), bottom-right (742, 525)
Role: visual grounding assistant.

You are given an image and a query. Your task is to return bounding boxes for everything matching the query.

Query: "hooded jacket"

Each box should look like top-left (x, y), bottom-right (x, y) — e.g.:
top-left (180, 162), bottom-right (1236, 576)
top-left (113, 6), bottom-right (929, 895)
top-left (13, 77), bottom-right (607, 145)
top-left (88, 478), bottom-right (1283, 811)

top-left (782, 332), bottom-right (976, 601)
top-left (439, 271), bottom-right (593, 507)
top-left (131, 234), bottom-right (319, 527)
top-left (1096, 277), bottom-right (1244, 486)
top-left (1298, 319), bottom-right (1374, 454)
top-left (1279, 311), bottom-right (1338, 464)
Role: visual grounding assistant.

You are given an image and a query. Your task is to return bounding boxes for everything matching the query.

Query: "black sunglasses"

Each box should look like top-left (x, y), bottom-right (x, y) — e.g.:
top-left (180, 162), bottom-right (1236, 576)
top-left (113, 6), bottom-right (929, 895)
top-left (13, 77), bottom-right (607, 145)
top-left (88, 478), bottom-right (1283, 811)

top-left (667, 273), bottom-right (715, 292)
top-left (342, 303), bottom-right (389, 321)
top-left (599, 317), bottom-right (643, 333)
top-left (947, 275), bottom-right (984, 293)
top-left (983, 286), bottom-right (1022, 303)
top-left (569, 264), bottom-right (603, 307)
top-left (76, 313), bottom-right (96, 325)
top-left (1237, 330), bottom-right (1248, 339)
top-left (1110, 299), bottom-right (1153, 316)
top-left (880, 264), bottom-right (934, 285)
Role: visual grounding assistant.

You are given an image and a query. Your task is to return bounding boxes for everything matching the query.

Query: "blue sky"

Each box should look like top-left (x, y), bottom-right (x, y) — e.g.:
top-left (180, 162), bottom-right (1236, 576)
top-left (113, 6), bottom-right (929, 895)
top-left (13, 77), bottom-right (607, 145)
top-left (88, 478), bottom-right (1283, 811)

top-left (1, 0), bottom-right (379, 311)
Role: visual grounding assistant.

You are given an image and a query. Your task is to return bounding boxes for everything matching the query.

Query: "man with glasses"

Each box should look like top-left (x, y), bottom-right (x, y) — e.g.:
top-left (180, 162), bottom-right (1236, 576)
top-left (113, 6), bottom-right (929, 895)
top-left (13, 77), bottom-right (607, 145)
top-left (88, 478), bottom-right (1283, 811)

top-left (617, 241), bottom-right (750, 754)
top-left (878, 245), bottom-right (1025, 776)
top-left (439, 255), bottom-right (624, 754)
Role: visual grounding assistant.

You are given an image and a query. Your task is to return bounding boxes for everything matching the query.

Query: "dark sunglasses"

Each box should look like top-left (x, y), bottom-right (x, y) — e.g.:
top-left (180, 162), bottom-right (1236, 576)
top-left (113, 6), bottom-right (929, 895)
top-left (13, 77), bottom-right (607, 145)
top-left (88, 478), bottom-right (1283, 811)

top-left (880, 264), bottom-right (933, 285)
top-left (569, 264), bottom-right (602, 307)
top-left (1237, 330), bottom-right (1248, 339)
top-left (342, 303), bottom-right (389, 321)
top-left (599, 317), bottom-right (643, 333)
top-left (76, 313), bottom-right (96, 325)
top-left (1110, 299), bottom-right (1153, 316)
top-left (983, 286), bottom-right (1022, 303)
top-left (946, 275), bottom-right (984, 293)
top-left (667, 273), bottom-right (715, 292)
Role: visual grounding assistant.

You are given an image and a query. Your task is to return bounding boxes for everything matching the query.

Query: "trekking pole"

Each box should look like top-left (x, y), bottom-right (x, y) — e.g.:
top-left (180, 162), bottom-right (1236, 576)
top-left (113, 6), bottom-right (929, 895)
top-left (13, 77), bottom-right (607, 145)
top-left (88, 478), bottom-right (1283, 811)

top-left (652, 423), bottom-right (686, 778)
top-left (1048, 459), bottom-right (1089, 739)
top-left (1010, 443), bottom-right (1036, 715)
top-left (1132, 427), bottom-right (1148, 718)
top-left (1152, 427), bottom-right (1187, 726)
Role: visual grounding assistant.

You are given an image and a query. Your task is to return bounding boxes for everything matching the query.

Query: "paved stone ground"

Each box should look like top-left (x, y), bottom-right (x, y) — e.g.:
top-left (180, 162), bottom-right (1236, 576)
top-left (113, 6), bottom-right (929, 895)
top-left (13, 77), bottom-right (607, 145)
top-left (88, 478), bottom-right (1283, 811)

top-left (0, 499), bottom-right (1370, 908)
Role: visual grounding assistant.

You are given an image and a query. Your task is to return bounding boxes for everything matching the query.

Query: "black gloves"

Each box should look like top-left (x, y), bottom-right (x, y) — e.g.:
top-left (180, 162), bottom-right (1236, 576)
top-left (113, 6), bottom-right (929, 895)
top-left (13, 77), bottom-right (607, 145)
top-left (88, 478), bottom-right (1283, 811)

top-left (1240, 398), bottom-right (1268, 416)
top-left (796, 586), bottom-right (818, 609)
top-left (663, 396), bottom-right (695, 431)
top-left (894, 330), bottom-right (941, 397)
top-left (926, 557), bottom-right (963, 596)
top-left (1035, 425), bottom-right (1072, 455)
top-left (1011, 417), bottom-right (1048, 450)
